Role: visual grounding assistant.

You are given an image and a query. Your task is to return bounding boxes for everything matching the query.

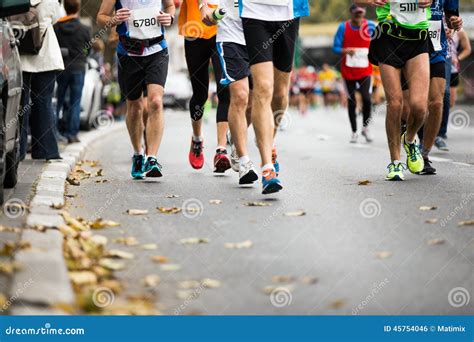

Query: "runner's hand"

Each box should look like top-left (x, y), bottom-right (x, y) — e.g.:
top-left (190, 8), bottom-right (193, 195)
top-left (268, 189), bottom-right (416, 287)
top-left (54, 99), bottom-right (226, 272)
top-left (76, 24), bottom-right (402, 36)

top-left (201, 5), bottom-right (217, 26)
top-left (114, 8), bottom-right (131, 24)
top-left (158, 11), bottom-right (173, 26)
top-left (417, 0), bottom-right (431, 8)
top-left (343, 48), bottom-right (356, 56)
top-left (372, 0), bottom-right (388, 7)
top-left (449, 16), bottom-right (463, 31)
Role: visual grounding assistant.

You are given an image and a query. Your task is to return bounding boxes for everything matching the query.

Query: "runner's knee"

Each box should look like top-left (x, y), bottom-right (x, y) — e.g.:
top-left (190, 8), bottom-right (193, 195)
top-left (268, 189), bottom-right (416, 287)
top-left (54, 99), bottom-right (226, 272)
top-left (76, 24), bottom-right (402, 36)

top-left (231, 87), bottom-right (249, 109)
top-left (148, 96), bottom-right (163, 113)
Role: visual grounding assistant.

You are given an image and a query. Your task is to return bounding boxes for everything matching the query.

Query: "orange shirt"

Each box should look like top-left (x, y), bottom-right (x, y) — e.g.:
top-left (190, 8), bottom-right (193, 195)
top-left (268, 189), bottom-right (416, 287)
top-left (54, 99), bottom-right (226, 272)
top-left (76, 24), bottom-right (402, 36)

top-left (178, 0), bottom-right (217, 39)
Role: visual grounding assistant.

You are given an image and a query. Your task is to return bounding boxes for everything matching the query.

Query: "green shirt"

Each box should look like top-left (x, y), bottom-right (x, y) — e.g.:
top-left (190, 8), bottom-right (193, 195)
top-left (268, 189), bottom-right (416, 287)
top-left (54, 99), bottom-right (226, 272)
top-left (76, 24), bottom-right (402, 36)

top-left (376, 2), bottom-right (431, 30)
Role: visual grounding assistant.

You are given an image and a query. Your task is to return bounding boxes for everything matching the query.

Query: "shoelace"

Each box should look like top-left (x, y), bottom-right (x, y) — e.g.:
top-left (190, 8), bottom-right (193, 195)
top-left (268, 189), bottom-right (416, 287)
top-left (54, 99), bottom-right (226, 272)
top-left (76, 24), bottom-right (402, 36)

top-left (408, 143), bottom-right (420, 162)
top-left (147, 158), bottom-right (162, 169)
top-left (387, 162), bottom-right (407, 172)
top-left (133, 155), bottom-right (144, 171)
top-left (192, 141), bottom-right (203, 157)
top-left (262, 170), bottom-right (276, 181)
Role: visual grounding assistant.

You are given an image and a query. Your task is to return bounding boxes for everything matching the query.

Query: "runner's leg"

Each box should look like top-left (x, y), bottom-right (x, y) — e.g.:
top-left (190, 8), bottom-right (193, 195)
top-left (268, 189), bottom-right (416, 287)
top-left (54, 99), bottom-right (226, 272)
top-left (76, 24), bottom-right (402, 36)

top-left (345, 79), bottom-right (358, 133)
top-left (272, 68), bottom-right (291, 135)
top-left (211, 46), bottom-right (231, 149)
top-left (144, 84), bottom-right (165, 157)
top-left (126, 98), bottom-right (145, 154)
top-left (228, 78), bottom-right (250, 158)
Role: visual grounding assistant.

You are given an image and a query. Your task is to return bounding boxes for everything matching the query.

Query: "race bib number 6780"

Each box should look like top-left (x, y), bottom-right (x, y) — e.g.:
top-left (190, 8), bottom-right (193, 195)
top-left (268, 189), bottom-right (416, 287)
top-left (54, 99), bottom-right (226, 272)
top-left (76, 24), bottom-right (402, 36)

top-left (128, 7), bottom-right (162, 40)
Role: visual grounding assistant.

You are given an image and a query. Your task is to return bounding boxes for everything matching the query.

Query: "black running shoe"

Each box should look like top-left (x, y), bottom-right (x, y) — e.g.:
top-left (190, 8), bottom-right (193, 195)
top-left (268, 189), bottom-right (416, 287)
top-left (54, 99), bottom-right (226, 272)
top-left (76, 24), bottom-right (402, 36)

top-left (131, 154), bottom-right (145, 179)
top-left (417, 157), bottom-right (436, 175)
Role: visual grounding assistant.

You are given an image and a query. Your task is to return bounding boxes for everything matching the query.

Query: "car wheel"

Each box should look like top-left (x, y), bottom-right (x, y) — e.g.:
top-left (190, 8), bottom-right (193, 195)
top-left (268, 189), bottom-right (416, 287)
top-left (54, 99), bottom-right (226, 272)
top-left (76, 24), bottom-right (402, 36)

top-left (3, 124), bottom-right (20, 189)
top-left (0, 97), bottom-right (7, 204)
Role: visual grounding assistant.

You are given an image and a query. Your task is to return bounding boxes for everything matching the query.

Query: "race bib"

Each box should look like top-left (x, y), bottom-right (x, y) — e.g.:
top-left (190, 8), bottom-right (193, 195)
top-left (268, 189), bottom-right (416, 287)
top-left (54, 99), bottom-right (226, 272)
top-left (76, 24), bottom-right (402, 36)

top-left (128, 7), bottom-right (162, 40)
top-left (247, 0), bottom-right (289, 7)
top-left (429, 20), bottom-right (442, 51)
top-left (345, 48), bottom-right (369, 68)
top-left (390, 0), bottom-right (428, 26)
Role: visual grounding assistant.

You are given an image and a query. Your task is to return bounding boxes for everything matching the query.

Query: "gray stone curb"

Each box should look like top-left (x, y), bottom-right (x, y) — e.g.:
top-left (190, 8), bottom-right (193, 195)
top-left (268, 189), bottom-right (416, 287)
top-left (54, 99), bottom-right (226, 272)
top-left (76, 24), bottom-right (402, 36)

top-left (10, 122), bottom-right (125, 313)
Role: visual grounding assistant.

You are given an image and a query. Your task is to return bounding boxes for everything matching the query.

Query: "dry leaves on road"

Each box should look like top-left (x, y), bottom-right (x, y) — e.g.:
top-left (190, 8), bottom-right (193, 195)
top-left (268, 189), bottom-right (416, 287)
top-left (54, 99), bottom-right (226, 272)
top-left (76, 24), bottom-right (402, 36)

top-left (284, 210), bottom-right (306, 217)
top-left (224, 240), bottom-right (253, 249)
top-left (126, 209), bottom-right (149, 216)
top-left (178, 280), bottom-right (201, 289)
top-left (69, 271), bottom-right (98, 286)
top-left (107, 250), bottom-right (135, 260)
top-left (202, 278), bottom-right (221, 289)
top-left (329, 299), bottom-right (346, 310)
top-left (427, 238), bottom-right (445, 246)
top-left (358, 180), bottom-right (371, 186)
top-left (301, 276), bottom-right (318, 285)
top-left (141, 243), bottom-right (157, 250)
top-left (375, 251), bottom-right (393, 259)
top-left (263, 285), bottom-right (295, 295)
top-left (245, 202), bottom-right (272, 207)
top-left (114, 237), bottom-right (139, 246)
top-left (419, 206), bottom-right (438, 211)
top-left (157, 207), bottom-right (182, 214)
top-left (99, 258), bottom-right (126, 271)
top-left (179, 237), bottom-right (209, 245)
top-left (142, 275), bottom-right (161, 287)
top-left (90, 219), bottom-right (121, 230)
top-left (425, 218), bottom-right (438, 224)
top-left (151, 255), bottom-right (169, 264)
top-left (272, 275), bottom-right (296, 283)
top-left (209, 199), bottom-right (222, 205)
top-left (160, 264), bottom-right (181, 271)
top-left (458, 220), bottom-right (474, 227)
top-left (0, 225), bottom-right (21, 233)
top-left (165, 194), bottom-right (180, 198)
top-left (0, 261), bottom-right (22, 275)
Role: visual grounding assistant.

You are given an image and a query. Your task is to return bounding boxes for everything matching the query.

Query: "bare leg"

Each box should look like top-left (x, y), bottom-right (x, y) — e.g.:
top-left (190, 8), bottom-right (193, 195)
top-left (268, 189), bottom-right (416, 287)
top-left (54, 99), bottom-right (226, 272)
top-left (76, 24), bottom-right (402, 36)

top-left (217, 122), bottom-right (229, 148)
top-left (272, 67), bottom-right (291, 136)
top-left (423, 77), bottom-right (446, 153)
top-left (126, 98), bottom-right (145, 153)
top-left (145, 84), bottom-right (165, 156)
top-left (228, 78), bottom-right (250, 157)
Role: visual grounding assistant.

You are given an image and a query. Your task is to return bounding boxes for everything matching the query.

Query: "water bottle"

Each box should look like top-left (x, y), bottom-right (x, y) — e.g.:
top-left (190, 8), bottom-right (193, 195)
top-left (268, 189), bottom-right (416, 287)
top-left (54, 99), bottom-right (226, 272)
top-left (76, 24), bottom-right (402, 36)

top-left (212, 8), bottom-right (227, 21)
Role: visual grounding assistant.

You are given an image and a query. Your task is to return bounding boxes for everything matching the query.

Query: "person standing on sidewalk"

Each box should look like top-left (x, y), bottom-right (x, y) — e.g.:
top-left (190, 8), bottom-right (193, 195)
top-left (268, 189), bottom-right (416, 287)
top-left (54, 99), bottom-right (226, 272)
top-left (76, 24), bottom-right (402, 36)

top-left (239, 0), bottom-right (310, 194)
top-left (19, 0), bottom-right (64, 161)
top-left (333, 5), bottom-right (376, 144)
top-left (178, 0), bottom-right (231, 173)
top-left (54, 0), bottom-right (92, 144)
top-left (97, 0), bottom-right (175, 179)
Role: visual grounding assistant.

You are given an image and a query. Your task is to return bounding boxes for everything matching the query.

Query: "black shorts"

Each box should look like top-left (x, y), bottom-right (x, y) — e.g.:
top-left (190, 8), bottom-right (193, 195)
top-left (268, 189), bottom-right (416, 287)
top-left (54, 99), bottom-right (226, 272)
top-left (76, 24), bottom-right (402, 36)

top-left (369, 28), bottom-right (430, 69)
top-left (401, 61), bottom-right (445, 90)
top-left (450, 73), bottom-right (459, 87)
top-left (242, 18), bottom-right (299, 72)
top-left (217, 42), bottom-right (251, 85)
top-left (118, 49), bottom-right (169, 101)
top-left (299, 88), bottom-right (314, 95)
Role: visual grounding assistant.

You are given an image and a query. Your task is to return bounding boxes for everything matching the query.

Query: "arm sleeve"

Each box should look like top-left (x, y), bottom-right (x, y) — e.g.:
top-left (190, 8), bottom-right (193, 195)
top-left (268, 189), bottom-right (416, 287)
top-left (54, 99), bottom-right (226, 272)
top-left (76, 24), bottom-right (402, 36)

top-left (333, 23), bottom-right (345, 55)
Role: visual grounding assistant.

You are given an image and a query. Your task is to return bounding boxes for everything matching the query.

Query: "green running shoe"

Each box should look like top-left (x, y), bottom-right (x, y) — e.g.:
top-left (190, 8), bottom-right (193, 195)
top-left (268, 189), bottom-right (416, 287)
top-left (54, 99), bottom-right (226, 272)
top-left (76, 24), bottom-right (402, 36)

top-left (131, 154), bottom-right (145, 179)
top-left (401, 132), bottom-right (424, 174)
top-left (385, 162), bottom-right (406, 181)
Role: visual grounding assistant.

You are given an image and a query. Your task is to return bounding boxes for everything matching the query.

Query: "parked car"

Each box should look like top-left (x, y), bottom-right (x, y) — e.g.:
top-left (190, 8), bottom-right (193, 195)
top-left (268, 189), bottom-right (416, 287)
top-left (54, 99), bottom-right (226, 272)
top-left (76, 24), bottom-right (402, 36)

top-left (0, 0), bottom-right (30, 205)
top-left (80, 58), bottom-right (104, 130)
top-left (163, 71), bottom-right (192, 110)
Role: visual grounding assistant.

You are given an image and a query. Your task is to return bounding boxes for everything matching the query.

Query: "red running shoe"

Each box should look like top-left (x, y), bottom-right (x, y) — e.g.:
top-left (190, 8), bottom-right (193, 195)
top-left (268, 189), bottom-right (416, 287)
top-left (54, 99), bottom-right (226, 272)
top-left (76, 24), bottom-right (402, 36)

top-left (214, 148), bottom-right (231, 173)
top-left (189, 138), bottom-right (204, 169)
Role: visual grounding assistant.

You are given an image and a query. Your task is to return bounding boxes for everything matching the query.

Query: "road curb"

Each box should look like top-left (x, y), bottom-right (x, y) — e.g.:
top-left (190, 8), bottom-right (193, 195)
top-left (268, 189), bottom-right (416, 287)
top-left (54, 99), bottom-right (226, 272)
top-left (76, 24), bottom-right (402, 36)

top-left (10, 122), bottom-right (125, 314)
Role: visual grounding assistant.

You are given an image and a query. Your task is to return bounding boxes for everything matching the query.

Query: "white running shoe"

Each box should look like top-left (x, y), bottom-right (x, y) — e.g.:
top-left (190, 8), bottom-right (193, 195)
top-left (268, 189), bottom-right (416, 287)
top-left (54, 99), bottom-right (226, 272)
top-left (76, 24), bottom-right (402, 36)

top-left (350, 133), bottom-right (358, 144)
top-left (239, 161), bottom-right (258, 185)
top-left (361, 128), bottom-right (373, 143)
top-left (230, 144), bottom-right (239, 172)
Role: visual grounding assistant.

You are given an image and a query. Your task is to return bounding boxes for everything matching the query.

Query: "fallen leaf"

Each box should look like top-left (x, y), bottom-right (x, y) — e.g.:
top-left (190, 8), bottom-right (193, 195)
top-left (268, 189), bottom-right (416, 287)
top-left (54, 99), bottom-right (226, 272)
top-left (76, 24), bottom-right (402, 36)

top-left (107, 249), bottom-right (135, 260)
top-left (272, 275), bottom-right (296, 283)
top-left (66, 177), bottom-right (80, 186)
top-left (95, 179), bottom-right (109, 183)
top-left (209, 199), bottom-right (222, 205)
top-left (427, 238), bottom-right (445, 246)
top-left (202, 278), bottom-right (221, 288)
top-left (62, 212), bottom-right (89, 231)
top-left (51, 203), bottom-right (65, 209)
top-left (114, 237), bottom-right (139, 246)
top-left (165, 194), bottom-right (180, 198)
top-left (141, 243), bottom-right (157, 250)
top-left (69, 271), bottom-right (98, 286)
top-left (329, 299), bottom-right (346, 310)
top-left (263, 285), bottom-right (294, 295)
top-left (160, 264), bottom-right (181, 271)
top-left (284, 210), bottom-right (306, 217)
top-left (178, 280), bottom-right (201, 289)
top-left (180, 237), bottom-right (209, 245)
top-left (224, 240), bottom-right (253, 249)
top-left (90, 219), bottom-right (121, 229)
top-left (151, 255), bottom-right (169, 264)
top-left (0, 226), bottom-right (21, 233)
top-left (176, 290), bottom-right (195, 300)
top-left (245, 202), bottom-right (272, 207)
top-left (99, 258), bottom-right (126, 271)
top-left (0, 293), bottom-right (7, 307)
top-left (375, 251), bottom-right (393, 259)
top-left (126, 209), bottom-right (149, 216)
top-left (90, 235), bottom-right (108, 246)
top-left (96, 169), bottom-right (104, 177)
top-left (458, 220), bottom-right (474, 227)
top-left (301, 276), bottom-right (319, 285)
top-left (0, 261), bottom-right (22, 275)
top-left (419, 206), bottom-right (437, 211)
top-left (358, 180), bottom-right (371, 186)
top-left (425, 218), bottom-right (438, 224)
top-left (142, 275), bottom-right (161, 287)
top-left (157, 207), bottom-right (182, 214)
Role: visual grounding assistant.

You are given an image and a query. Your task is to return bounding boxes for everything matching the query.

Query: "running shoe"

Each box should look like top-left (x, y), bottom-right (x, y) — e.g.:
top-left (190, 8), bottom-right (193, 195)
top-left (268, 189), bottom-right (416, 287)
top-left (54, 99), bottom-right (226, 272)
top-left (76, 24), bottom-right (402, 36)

top-left (350, 132), bottom-right (358, 143)
top-left (401, 132), bottom-right (424, 174)
top-left (434, 136), bottom-right (449, 151)
top-left (416, 156), bottom-right (436, 175)
top-left (272, 147), bottom-right (280, 176)
top-left (262, 168), bottom-right (283, 194)
top-left (144, 156), bottom-right (163, 177)
top-left (131, 154), bottom-right (145, 179)
top-left (214, 148), bottom-right (231, 173)
top-left (361, 128), bottom-right (373, 143)
top-left (385, 162), bottom-right (406, 181)
top-left (189, 138), bottom-right (204, 169)
top-left (239, 161), bottom-right (258, 185)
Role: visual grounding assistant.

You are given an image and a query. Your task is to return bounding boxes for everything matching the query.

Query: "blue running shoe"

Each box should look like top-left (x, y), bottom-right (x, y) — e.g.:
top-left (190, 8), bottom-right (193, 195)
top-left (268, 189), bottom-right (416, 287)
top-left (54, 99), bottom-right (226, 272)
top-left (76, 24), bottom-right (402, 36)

top-left (131, 154), bottom-right (145, 179)
top-left (262, 168), bottom-right (283, 195)
top-left (144, 156), bottom-right (163, 178)
top-left (272, 147), bottom-right (280, 176)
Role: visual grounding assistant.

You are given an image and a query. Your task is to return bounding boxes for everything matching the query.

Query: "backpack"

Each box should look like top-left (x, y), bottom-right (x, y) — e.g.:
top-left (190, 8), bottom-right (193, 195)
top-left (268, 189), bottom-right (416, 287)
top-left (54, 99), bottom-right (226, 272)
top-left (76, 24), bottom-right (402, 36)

top-left (9, 1), bottom-right (46, 55)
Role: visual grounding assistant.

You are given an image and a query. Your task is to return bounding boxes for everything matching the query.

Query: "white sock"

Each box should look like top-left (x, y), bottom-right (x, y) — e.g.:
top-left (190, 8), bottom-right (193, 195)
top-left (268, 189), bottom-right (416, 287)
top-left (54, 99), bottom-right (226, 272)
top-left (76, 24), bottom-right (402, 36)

top-left (405, 136), bottom-right (415, 145)
top-left (217, 146), bottom-right (226, 151)
top-left (192, 135), bottom-right (203, 142)
top-left (148, 155), bottom-right (157, 160)
top-left (262, 163), bottom-right (274, 172)
top-left (239, 155), bottom-right (250, 166)
top-left (393, 160), bottom-right (401, 165)
top-left (134, 149), bottom-right (144, 156)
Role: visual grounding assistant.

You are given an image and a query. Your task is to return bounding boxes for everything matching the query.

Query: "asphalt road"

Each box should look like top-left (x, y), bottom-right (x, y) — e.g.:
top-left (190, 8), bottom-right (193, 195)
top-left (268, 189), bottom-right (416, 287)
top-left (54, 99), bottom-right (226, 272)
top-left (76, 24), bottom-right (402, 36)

top-left (67, 105), bottom-right (473, 315)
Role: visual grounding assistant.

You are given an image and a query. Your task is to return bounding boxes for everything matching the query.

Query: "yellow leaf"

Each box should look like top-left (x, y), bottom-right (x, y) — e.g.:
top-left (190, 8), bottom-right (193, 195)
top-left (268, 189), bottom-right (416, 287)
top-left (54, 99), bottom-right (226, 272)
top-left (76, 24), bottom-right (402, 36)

top-left (151, 255), bottom-right (169, 264)
top-left (425, 218), bottom-right (438, 224)
top-left (358, 180), bottom-right (371, 186)
top-left (284, 210), bottom-right (306, 217)
top-left (99, 258), bottom-right (126, 271)
top-left (224, 240), bottom-right (253, 249)
top-left (458, 220), bottom-right (474, 227)
top-left (201, 278), bottom-right (221, 289)
top-left (180, 237), bottom-right (209, 245)
top-left (107, 250), bottom-right (134, 260)
top-left (142, 275), bottom-right (161, 287)
top-left (126, 209), bottom-right (149, 216)
top-left (114, 237), bottom-right (139, 246)
top-left (157, 207), bottom-right (182, 214)
top-left (245, 202), bottom-right (272, 207)
top-left (141, 244), bottom-right (157, 250)
top-left (160, 264), bottom-right (181, 271)
top-left (69, 271), bottom-right (98, 286)
top-left (419, 206), bottom-right (437, 211)
top-left (375, 251), bottom-right (393, 259)
top-left (427, 238), bottom-right (445, 246)
top-left (90, 219), bottom-right (121, 229)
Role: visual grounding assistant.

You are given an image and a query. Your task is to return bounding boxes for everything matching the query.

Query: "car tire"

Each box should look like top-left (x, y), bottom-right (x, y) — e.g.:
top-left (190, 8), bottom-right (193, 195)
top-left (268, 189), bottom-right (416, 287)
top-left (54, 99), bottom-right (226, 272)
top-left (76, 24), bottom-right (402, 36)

top-left (3, 124), bottom-right (20, 189)
top-left (0, 97), bottom-right (7, 205)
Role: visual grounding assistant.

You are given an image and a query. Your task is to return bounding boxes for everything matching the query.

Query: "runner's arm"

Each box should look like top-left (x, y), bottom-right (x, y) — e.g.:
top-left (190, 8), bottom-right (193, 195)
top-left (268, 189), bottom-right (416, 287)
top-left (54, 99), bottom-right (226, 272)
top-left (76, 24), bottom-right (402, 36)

top-left (332, 22), bottom-right (345, 55)
top-left (158, 0), bottom-right (176, 26)
top-left (97, 0), bottom-right (130, 27)
top-left (458, 30), bottom-right (472, 62)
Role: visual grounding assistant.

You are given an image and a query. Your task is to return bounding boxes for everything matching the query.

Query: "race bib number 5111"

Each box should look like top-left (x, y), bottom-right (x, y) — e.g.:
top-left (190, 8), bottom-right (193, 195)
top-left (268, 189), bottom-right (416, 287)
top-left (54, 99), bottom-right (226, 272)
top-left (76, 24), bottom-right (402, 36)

top-left (128, 7), bottom-right (161, 40)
